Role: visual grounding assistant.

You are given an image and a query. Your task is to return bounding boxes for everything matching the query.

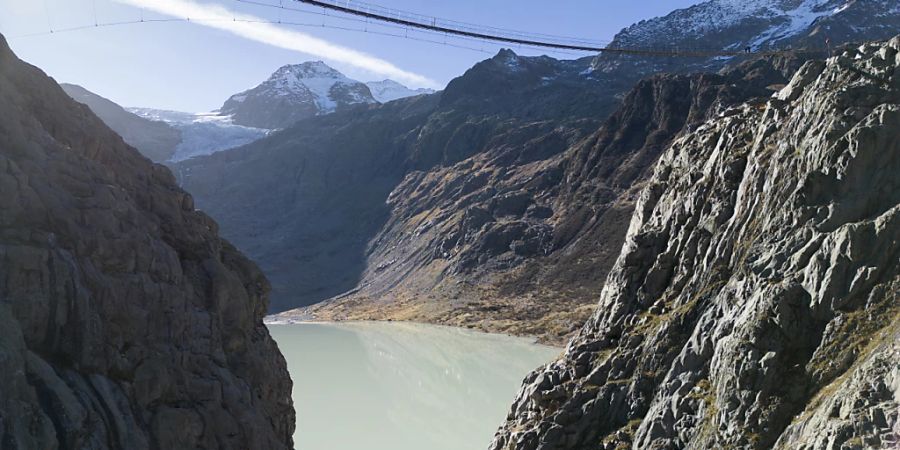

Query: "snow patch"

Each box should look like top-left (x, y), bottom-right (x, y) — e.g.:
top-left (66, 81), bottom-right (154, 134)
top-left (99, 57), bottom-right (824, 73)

top-left (748, 0), bottom-right (837, 49)
top-left (365, 79), bottom-right (434, 103)
top-left (833, 2), bottom-right (851, 14)
top-left (503, 55), bottom-right (523, 72)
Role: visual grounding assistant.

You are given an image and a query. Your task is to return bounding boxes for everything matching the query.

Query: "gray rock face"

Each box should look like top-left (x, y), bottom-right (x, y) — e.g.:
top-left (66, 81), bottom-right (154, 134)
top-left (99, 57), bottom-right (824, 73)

top-left (491, 38), bottom-right (900, 449)
top-left (61, 83), bottom-right (182, 162)
top-left (0, 35), bottom-right (293, 449)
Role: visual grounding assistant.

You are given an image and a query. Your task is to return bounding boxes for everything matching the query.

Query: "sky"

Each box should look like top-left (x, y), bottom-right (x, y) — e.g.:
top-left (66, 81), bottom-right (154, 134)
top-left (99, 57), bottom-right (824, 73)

top-left (0, 0), bottom-right (700, 112)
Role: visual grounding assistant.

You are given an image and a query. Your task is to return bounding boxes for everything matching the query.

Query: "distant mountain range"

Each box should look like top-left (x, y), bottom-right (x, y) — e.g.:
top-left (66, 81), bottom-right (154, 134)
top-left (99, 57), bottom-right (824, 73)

top-left (220, 61), bottom-right (433, 129)
top-left (591, 0), bottom-right (900, 74)
top-left (66, 0), bottom-right (900, 336)
top-left (173, 0), bottom-right (899, 337)
top-left (62, 85), bottom-right (268, 164)
top-left (609, 0), bottom-right (900, 51)
top-left (64, 62), bottom-right (433, 162)
top-left (60, 83), bottom-right (182, 162)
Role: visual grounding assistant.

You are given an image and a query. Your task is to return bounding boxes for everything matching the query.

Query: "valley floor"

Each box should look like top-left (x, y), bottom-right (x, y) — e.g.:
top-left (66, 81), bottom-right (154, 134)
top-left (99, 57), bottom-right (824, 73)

top-left (270, 272), bottom-right (600, 346)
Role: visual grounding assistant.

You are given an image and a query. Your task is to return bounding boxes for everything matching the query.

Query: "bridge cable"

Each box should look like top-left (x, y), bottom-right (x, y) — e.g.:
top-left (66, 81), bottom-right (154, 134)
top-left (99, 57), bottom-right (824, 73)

top-left (290, 0), bottom-right (824, 57)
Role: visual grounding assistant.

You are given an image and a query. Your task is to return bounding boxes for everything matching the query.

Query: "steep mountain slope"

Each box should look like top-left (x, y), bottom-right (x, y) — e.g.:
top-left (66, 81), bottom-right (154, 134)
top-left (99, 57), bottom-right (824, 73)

top-left (221, 61), bottom-right (377, 129)
top-left (178, 52), bottom-right (615, 315)
top-left (291, 55), bottom-right (810, 342)
top-left (179, 94), bottom-right (441, 313)
top-left (183, 47), bottom-right (804, 342)
top-left (61, 83), bottom-right (182, 162)
top-left (491, 37), bottom-right (900, 450)
top-left (0, 35), bottom-right (293, 449)
top-left (366, 79), bottom-right (435, 103)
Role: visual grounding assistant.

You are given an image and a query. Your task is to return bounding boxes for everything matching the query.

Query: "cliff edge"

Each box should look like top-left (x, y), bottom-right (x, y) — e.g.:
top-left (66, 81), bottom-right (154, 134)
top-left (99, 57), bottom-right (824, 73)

top-left (492, 37), bottom-right (900, 450)
top-left (0, 35), bottom-right (294, 449)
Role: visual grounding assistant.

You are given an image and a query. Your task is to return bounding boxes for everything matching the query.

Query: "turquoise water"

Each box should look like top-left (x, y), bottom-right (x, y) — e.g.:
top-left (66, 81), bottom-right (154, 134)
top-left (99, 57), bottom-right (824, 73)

top-left (268, 322), bottom-right (559, 450)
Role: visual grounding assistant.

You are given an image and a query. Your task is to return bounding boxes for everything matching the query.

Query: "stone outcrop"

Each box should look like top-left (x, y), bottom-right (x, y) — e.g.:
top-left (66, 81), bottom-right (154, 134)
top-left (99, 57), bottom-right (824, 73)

top-left (0, 35), bottom-right (293, 449)
top-left (491, 38), bottom-right (900, 449)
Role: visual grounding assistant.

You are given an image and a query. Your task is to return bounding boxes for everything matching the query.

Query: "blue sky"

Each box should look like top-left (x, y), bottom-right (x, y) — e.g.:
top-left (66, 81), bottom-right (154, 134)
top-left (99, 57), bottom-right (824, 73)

top-left (0, 0), bottom-right (700, 112)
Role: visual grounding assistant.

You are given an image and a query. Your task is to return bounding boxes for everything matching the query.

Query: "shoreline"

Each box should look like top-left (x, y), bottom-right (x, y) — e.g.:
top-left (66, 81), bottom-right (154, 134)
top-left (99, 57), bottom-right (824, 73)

top-left (264, 317), bottom-right (565, 349)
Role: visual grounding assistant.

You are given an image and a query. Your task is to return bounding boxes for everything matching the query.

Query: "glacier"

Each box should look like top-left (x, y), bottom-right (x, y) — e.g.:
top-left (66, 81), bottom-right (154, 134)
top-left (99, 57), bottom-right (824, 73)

top-left (129, 108), bottom-right (269, 162)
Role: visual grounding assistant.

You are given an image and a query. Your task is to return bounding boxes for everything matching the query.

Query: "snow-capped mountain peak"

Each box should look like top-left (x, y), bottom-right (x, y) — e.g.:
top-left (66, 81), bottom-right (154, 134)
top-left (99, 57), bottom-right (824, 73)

top-left (274, 60), bottom-right (344, 79)
top-left (230, 62), bottom-right (373, 112)
top-left (669, 0), bottom-right (839, 33)
top-left (592, 0), bottom-right (898, 73)
top-left (220, 61), bottom-right (376, 129)
top-left (612, 0), bottom-right (852, 49)
top-left (365, 79), bottom-right (435, 103)
top-left (221, 61), bottom-right (436, 129)
top-left (265, 61), bottom-right (374, 111)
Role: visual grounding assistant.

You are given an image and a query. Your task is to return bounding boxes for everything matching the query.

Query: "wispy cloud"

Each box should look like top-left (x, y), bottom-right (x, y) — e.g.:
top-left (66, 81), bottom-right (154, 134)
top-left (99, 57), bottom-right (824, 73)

top-left (112, 0), bottom-right (436, 87)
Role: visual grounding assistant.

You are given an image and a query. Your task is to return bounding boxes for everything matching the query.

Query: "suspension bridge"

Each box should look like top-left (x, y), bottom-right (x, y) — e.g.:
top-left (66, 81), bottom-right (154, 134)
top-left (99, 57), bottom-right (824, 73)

top-left (11, 0), bottom-right (827, 58)
top-left (292, 0), bottom-right (804, 57)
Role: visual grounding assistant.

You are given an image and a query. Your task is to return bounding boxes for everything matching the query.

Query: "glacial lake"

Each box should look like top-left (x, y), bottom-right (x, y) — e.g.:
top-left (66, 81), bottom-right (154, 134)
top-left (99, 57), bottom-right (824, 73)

top-left (268, 322), bottom-right (560, 450)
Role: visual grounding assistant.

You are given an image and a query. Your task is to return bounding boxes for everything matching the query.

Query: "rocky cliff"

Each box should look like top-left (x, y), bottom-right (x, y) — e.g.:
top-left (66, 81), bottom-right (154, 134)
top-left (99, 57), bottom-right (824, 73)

top-left (491, 37), bottom-right (900, 450)
top-left (0, 35), bottom-right (293, 449)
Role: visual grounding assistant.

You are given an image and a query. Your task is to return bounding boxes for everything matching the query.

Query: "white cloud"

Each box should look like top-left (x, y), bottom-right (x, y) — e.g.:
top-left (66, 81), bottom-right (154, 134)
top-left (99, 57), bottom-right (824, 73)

top-left (111, 0), bottom-right (436, 87)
